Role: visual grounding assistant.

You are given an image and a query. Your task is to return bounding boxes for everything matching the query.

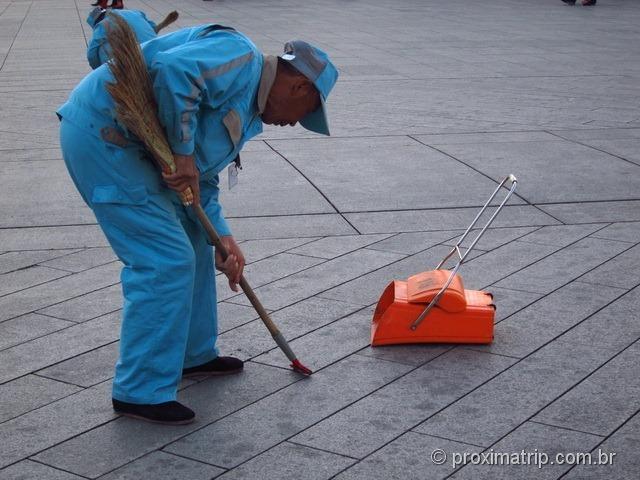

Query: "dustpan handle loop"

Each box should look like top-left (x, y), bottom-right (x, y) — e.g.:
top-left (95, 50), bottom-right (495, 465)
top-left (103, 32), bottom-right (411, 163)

top-left (410, 175), bottom-right (518, 331)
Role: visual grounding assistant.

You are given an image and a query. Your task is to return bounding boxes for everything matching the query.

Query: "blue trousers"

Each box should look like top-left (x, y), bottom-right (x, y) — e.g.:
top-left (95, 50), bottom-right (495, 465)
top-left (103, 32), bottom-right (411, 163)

top-left (60, 120), bottom-right (219, 404)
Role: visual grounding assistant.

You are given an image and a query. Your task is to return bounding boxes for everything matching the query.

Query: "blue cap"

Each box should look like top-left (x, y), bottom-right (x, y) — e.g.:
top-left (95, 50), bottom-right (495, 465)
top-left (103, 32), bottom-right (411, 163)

top-left (280, 40), bottom-right (338, 136)
top-left (87, 7), bottom-right (107, 28)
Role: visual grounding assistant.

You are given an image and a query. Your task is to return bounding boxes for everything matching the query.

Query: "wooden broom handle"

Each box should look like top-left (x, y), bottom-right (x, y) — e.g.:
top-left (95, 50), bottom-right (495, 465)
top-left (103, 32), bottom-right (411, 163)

top-left (192, 204), bottom-right (280, 337)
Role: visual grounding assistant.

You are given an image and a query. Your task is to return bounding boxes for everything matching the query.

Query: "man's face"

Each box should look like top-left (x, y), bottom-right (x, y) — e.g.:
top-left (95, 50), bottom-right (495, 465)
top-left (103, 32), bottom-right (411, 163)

top-left (262, 66), bottom-right (320, 127)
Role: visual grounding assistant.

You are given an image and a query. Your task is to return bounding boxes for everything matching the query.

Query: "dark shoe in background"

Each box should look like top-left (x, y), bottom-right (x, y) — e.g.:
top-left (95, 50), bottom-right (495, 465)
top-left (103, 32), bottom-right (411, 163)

top-left (183, 356), bottom-right (244, 378)
top-left (582, 0), bottom-right (596, 5)
top-left (561, 0), bottom-right (576, 4)
top-left (112, 399), bottom-right (195, 425)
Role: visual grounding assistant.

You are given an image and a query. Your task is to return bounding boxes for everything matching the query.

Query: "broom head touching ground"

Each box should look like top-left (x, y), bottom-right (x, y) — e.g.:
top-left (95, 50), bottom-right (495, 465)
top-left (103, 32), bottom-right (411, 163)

top-left (104, 12), bottom-right (193, 205)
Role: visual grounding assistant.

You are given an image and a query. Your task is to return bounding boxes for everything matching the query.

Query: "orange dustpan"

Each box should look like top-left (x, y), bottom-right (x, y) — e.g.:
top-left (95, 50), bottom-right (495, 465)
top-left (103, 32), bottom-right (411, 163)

top-left (371, 175), bottom-right (518, 346)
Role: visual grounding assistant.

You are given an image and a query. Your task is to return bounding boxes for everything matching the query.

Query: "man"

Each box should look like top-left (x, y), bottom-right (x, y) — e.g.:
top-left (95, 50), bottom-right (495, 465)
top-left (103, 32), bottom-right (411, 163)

top-left (86, 7), bottom-right (158, 69)
top-left (57, 24), bottom-right (338, 424)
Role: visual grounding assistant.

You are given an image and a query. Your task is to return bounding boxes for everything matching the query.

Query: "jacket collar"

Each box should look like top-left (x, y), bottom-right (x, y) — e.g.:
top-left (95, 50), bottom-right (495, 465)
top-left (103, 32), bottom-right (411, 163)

top-left (257, 55), bottom-right (277, 114)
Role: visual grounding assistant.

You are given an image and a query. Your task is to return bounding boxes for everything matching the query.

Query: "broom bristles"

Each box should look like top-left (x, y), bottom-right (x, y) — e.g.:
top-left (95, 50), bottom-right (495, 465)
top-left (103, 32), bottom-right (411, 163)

top-left (154, 10), bottom-right (179, 33)
top-left (104, 13), bottom-right (193, 204)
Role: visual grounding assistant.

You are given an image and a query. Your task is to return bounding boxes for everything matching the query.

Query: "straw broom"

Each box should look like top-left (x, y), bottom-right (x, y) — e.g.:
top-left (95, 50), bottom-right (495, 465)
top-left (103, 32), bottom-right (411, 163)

top-left (103, 13), bottom-right (312, 375)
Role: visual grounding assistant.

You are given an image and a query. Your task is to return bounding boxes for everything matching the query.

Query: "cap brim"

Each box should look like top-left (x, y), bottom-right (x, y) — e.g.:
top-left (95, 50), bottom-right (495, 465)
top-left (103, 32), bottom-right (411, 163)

top-left (299, 97), bottom-right (330, 136)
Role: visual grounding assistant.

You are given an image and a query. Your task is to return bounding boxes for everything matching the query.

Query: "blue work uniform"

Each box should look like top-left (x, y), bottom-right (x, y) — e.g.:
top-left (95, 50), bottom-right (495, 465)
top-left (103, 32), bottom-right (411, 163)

top-left (87, 9), bottom-right (157, 69)
top-left (57, 25), bottom-right (275, 404)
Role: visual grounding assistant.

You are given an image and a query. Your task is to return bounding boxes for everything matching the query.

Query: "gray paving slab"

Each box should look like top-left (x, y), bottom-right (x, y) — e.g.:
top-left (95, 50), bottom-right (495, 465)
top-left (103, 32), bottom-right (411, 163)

top-left (97, 451), bottom-right (225, 480)
top-left (218, 296), bottom-right (364, 361)
top-left (489, 287), bottom-right (544, 324)
top-left (0, 225), bottom-right (109, 251)
top-left (442, 226), bottom-right (538, 251)
top-left (356, 344), bottom-right (451, 367)
top-left (238, 237), bottom-right (321, 264)
top-left (366, 230), bottom-right (460, 255)
top-left (574, 138), bottom-right (640, 166)
top-left (469, 281), bottom-right (625, 359)
top-left (0, 311), bottom-right (120, 384)
top-left (590, 221), bottom-right (640, 244)
top-left (493, 237), bottom-right (632, 294)
top-left (0, 460), bottom-right (86, 480)
top-left (0, 262), bottom-right (121, 322)
top-left (551, 129), bottom-right (640, 142)
top-left (227, 214), bottom-right (357, 240)
top-left (216, 442), bottom-right (355, 480)
top-left (292, 349), bottom-right (515, 459)
top-left (0, 313), bottom-right (73, 351)
top-left (0, 148), bottom-right (62, 163)
top-left (534, 340), bottom-right (640, 438)
top-left (333, 432), bottom-right (481, 480)
top-left (37, 342), bottom-right (119, 388)
top-left (253, 309), bottom-right (373, 371)
top-left (451, 421), bottom-right (603, 480)
top-left (268, 136), bottom-right (518, 211)
top-left (562, 413), bottom-right (640, 480)
top-left (555, 285), bottom-right (640, 355)
top-left (345, 205), bottom-right (559, 235)
top-left (423, 138), bottom-right (640, 204)
top-left (0, 374), bottom-right (81, 424)
top-left (32, 363), bottom-right (294, 479)
top-left (289, 233), bottom-right (393, 259)
top-left (0, 160), bottom-right (93, 228)
top-left (0, 249), bottom-right (79, 274)
top-left (539, 201), bottom-right (640, 224)
top-left (231, 248), bottom-right (405, 310)
top-left (0, 265), bottom-right (69, 297)
top-left (0, 381), bottom-right (115, 469)
top-left (578, 243), bottom-right (640, 289)
top-left (217, 301), bottom-right (262, 334)
top-left (37, 284), bottom-right (122, 323)
top-left (219, 148), bottom-right (335, 217)
top-left (517, 224), bottom-right (606, 248)
top-left (164, 355), bottom-right (412, 468)
top-left (415, 338), bottom-right (630, 448)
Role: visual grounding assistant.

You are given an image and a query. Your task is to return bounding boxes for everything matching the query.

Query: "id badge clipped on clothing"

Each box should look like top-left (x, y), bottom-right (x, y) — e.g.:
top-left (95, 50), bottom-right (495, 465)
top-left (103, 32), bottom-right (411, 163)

top-left (228, 154), bottom-right (241, 190)
top-left (228, 163), bottom-right (238, 190)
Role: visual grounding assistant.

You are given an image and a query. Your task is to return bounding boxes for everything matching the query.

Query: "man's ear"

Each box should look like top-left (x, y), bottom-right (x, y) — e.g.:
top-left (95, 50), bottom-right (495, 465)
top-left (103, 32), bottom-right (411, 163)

top-left (290, 77), bottom-right (314, 98)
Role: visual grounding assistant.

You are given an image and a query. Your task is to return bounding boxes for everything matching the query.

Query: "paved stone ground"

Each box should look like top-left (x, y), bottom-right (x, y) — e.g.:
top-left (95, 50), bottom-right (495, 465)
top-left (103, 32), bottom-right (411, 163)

top-left (1, 0), bottom-right (639, 478)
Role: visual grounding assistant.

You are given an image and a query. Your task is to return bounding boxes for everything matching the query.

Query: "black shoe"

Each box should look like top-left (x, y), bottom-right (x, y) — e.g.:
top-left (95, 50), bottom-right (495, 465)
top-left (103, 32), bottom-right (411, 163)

top-left (112, 399), bottom-right (195, 425)
top-left (182, 356), bottom-right (244, 378)
top-left (561, 0), bottom-right (576, 4)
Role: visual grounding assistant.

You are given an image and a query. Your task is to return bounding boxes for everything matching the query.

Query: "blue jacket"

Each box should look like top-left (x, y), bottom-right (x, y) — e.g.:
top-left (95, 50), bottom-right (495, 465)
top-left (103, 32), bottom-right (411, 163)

top-left (58, 25), bottom-right (271, 235)
top-left (87, 10), bottom-right (157, 69)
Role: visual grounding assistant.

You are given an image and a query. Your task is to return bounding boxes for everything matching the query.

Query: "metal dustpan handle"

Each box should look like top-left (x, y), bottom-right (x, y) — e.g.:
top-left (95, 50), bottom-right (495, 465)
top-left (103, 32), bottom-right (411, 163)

top-left (410, 174), bottom-right (518, 331)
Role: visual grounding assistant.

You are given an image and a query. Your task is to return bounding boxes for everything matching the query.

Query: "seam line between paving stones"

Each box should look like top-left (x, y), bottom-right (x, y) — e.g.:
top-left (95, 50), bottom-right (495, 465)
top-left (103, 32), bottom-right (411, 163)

top-left (24, 458), bottom-right (92, 480)
top-left (527, 420), bottom-right (607, 439)
top-left (263, 140), bottom-right (362, 234)
top-left (545, 130), bottom-right (640, 168)
top-left (557, 407), bottom-right (640, 479)
top-left (410, 431), bottom-right (488, 449)
top-left (0, 248), bottom-right (84, 275)
top-left (0, 268), bottom-right (72, 299)
top-left (0, 1), bottom-right (32, 72)
top-left (442, 338), bottom-right (640, 480)
top-left (285, 440), bottom-right (362, 460)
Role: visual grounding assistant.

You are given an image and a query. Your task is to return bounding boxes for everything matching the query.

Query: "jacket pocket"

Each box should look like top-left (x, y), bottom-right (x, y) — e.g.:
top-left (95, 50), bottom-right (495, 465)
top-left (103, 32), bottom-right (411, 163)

top-left (91, 185), bottom-right (149, 205)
